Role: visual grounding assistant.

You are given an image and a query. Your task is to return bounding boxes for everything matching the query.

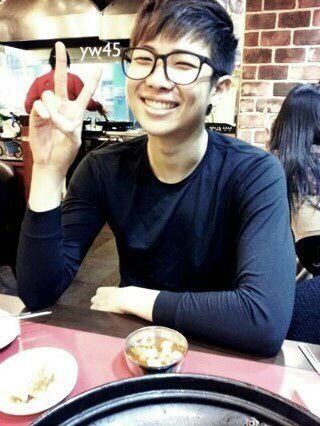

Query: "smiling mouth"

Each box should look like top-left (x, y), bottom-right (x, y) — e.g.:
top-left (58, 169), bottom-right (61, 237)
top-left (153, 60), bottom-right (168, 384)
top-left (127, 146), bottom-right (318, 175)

top-left (141, 97), bottom-right (179, 111)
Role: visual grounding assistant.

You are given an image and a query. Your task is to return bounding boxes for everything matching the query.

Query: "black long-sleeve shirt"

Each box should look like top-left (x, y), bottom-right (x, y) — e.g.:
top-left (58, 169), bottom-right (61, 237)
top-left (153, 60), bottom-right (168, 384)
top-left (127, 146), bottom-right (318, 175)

top-left (17, 131), bottom-right (296, 356)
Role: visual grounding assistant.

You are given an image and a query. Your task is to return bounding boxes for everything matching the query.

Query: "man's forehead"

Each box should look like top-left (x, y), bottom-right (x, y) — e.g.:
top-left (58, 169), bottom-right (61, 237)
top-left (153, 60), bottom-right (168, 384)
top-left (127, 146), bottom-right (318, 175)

top-left (137, 33), bottom-right (211, 56)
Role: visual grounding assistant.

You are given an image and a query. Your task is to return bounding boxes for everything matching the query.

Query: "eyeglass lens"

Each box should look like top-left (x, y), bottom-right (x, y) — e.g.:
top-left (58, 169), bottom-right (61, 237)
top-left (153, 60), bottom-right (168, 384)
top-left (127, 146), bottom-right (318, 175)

top-left (123, 48), bottom-right (201, 85)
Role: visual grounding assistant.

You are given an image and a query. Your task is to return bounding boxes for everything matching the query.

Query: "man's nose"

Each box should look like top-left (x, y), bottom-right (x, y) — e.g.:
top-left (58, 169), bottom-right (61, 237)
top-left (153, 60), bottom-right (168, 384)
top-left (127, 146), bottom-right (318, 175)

top-left (145, 59), bottom-right (173, 89)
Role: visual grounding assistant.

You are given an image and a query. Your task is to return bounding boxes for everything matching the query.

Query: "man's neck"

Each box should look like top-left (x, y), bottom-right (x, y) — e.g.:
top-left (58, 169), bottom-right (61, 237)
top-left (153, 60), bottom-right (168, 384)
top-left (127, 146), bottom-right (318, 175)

top-left (147, 126), bottom-right (208, 184)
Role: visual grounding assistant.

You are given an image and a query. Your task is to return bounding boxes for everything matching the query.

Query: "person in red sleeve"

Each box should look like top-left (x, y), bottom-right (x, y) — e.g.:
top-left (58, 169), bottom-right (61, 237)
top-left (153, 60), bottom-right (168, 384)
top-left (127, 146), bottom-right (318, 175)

top-left (25, 47), bottom-right (107, 116)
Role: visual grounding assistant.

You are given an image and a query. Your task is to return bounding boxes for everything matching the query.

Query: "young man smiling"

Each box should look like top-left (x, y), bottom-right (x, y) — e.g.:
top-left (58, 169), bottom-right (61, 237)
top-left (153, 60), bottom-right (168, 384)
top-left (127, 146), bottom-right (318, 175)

top-left (17, 0), bottom-right (296, 356)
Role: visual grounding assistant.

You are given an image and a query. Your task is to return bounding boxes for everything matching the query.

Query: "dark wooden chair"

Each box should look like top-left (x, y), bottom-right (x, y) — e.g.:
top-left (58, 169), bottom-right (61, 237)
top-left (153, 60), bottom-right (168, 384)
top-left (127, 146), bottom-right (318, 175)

top-left (296, 236), bottom-right (320, 277)
top-left (0, 161), bottom-right (25, 275)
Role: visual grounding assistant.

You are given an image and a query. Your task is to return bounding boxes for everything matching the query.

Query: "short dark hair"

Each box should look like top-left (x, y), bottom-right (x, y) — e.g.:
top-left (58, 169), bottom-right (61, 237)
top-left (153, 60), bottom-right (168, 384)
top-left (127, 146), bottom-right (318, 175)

top-left (49, 47), bottom-right (71, 68)
top-left (131, 0), bottom-right (238, 77)
top-left (269, 83), bottom-right (320, 212)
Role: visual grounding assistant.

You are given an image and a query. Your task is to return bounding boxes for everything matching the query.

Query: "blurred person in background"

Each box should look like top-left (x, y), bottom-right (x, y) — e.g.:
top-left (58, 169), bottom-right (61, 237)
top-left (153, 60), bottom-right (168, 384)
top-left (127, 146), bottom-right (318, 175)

top-left (269, 83), bottom-right (320, 275)
top-left (24, 47), bottom-right (107, 116)
top-left (269, 83), bottom-right (320, 343)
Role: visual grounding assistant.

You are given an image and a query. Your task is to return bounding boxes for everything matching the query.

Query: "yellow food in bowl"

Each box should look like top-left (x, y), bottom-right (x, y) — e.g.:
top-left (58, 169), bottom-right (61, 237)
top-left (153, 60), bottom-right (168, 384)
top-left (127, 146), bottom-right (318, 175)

top-left (127, 335), bottom-right (185, 368)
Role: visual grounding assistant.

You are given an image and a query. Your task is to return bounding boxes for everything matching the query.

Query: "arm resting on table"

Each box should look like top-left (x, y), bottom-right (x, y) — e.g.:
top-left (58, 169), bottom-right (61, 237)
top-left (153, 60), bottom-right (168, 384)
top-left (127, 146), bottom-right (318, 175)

top-left (152, 156), bottom-right (296, 357)
top-left (17, 154), bottom-right (106, 310)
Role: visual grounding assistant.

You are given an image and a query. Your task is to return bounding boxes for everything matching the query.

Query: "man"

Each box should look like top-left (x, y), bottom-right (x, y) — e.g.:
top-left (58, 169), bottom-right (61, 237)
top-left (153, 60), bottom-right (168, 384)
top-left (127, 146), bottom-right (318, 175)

top-left (17, 0), bottom-right (295, 356)
top-left (24, 47), bottom-right (106, 116)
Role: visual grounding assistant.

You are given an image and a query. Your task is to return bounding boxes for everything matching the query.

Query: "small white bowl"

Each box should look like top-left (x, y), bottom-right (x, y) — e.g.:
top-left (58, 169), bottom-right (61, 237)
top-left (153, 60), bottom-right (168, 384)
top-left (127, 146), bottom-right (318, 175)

top-left (0, 308), bottom-right (20, 349)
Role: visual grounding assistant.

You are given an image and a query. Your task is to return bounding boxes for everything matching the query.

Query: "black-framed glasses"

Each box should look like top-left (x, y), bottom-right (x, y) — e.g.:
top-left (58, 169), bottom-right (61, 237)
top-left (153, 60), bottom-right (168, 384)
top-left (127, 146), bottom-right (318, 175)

top-left (121, 47), bottom-right (225, 85)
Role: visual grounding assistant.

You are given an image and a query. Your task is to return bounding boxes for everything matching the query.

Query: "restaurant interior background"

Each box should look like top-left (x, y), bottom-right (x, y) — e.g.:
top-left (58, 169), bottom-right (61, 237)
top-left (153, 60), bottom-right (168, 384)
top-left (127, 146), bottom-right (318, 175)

top-left (0, 0), bottom-right (320, 298)
top-left (0, 0), bottom-right (244, 135)
top-left (0, 0), bottom-right (319, 149)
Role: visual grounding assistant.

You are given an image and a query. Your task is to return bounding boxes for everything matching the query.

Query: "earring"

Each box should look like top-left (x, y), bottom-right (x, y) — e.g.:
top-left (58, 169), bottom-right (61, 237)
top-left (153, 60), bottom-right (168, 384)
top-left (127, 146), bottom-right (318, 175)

top-left (206, 104), bottom-right (213, 115)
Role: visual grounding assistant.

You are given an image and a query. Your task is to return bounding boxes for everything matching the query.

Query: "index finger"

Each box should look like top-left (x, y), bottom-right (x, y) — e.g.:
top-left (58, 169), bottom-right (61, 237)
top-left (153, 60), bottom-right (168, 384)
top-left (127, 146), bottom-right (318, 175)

top-left (96, 286), bottom-right (108, 295)
top-left (76, 65), bottom-right (102, 109)
top-left (54, 41), bottom-right (68, 99)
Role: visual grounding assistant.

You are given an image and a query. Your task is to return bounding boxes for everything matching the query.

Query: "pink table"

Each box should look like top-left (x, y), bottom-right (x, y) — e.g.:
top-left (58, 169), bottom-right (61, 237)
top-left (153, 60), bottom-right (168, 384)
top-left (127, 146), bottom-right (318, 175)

top-left (1, 321), bottom-right (319, 425)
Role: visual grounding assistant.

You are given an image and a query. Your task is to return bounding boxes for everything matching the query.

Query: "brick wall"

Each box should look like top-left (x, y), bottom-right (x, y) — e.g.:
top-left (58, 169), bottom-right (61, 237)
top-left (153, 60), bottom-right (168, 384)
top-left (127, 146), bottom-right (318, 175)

top-left (237, 0), bottom-right (320, 148)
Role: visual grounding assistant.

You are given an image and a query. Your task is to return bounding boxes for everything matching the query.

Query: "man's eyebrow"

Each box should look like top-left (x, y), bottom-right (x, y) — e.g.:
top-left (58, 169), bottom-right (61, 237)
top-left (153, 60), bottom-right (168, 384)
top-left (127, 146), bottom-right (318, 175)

top-left (138, 45), bottom-right (192, 55)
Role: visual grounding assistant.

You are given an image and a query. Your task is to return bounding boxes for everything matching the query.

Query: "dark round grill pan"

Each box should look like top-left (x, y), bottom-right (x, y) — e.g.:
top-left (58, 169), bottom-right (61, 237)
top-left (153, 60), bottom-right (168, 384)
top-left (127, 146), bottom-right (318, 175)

top-left (32, 374), bottom-right (320, 426)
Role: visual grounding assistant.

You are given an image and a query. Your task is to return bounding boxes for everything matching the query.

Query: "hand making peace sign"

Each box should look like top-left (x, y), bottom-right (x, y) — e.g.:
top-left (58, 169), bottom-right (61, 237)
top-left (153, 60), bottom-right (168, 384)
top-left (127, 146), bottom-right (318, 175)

top-left (29, 41), bottom-right (102, 176)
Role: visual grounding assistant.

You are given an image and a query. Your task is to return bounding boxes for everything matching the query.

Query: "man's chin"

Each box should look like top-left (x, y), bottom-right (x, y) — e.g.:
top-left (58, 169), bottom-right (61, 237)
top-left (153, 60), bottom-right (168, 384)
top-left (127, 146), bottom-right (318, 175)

top-left (141, 123), bottom-right (178, 137)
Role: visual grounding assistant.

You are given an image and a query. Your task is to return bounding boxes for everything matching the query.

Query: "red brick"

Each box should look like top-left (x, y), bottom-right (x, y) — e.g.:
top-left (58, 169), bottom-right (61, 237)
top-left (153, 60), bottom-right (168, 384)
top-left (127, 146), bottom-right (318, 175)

top-left (289, 65), bottom-right (320, 80)
top-left (237, 130), bottom-right (253, 144)
top-left (256, 98), bottom-right (284, 113)
top-left (239, 99), bottom-right (255, 113)
top-left (241, 82), bottom-right (272, 97)
top-left (238, 114), bottom-right (265, 129)
top-left (261, 31), bottom-right (291, 47)
top-left (246, 0), bottom-right (262, 11)
top-left (278, 11), bottom-right (311, 28)
top-left (244, 32), bottom-right (259, 47)
top-left (242, 66), bottom-right (257, 79)
top-left (264, 0), bottom-right (295, 9)
top-left (275, 48), bottom-right (306, 63)
top-left (313, 10), bottom-right (320, 26)
top-left (299, 0), bottom-right (320, 6)
top-left (246, 13), bottom-right (276, 30)
top-left (308, 47), bottom-right (320, 62)
top-left (294, 30), bottom-right (320, 45)
top-left (273, 82), bottom-right (299, 96)
top-left (243, 48), bottom-right (272, 64)
top-left (258, 65), bottom-right (288, 80)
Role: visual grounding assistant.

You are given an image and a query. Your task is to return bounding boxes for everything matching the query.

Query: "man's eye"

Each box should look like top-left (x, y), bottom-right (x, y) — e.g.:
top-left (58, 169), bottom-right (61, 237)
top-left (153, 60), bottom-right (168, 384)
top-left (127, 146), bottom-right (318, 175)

top-left (133, 57), bottom-right (153, 63)
top-left (173, 62), bottom-right (197, 69)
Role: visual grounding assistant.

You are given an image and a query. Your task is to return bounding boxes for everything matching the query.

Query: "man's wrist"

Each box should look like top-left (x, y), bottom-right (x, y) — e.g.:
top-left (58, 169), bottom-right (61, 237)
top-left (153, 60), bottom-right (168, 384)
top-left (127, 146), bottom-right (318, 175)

top-left (122, 286), bottom-right (160, 322)
top-left (120, 286), bottom-right (133, 314)
top-left (29, 164), bottom-right (65, 212)
top-left (32, 162), bottom-right (65, 180)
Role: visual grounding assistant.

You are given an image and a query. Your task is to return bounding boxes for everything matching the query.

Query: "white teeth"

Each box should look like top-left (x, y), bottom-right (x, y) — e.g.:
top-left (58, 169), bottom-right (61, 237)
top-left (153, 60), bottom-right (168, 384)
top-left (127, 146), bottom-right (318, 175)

top-left (144, 98), bottom-right (178, 110)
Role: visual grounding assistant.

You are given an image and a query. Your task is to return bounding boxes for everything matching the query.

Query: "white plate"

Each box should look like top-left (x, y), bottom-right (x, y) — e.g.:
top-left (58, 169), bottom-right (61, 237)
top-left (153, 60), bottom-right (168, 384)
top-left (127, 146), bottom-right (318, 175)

top-left (0, 347), bottom-right (78, 415)
top-left (0, 308), bottom-right (20, 349)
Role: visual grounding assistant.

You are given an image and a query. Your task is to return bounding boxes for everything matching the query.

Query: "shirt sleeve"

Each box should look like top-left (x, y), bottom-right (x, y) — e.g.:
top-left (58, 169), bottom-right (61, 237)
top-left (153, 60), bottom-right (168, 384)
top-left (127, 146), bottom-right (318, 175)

top-left (24, 80), bottom-right (40, 114)
top-left (16, 153), bottom-right (106, 310)
top-left (153, 154), bottom-right (296, 356)
top-left (72, 74), bottom-right (102, 111)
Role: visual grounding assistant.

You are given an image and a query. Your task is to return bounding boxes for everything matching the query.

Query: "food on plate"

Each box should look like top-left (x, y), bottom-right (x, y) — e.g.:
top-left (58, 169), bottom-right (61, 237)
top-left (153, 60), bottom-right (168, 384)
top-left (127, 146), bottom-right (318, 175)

top-left (8, 364), bottom-right (55, 404)
top-left (127, 336), bottom-right (185, 368)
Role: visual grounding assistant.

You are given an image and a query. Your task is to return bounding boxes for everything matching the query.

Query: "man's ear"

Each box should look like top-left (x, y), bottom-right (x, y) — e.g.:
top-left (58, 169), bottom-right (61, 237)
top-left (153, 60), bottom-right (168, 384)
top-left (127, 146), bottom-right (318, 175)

top-left (208, 75), bottom-right (232, 108)
top-left (215, 75), bottom-right (232, 94)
